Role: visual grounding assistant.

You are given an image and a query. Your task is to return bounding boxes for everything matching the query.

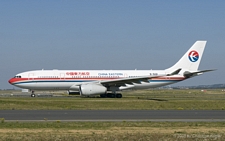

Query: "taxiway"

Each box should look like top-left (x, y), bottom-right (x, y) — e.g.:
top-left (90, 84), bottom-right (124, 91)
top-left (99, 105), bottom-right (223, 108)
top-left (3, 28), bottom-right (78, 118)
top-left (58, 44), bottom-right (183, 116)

top-left (1, 110), bottom-right (225, 122)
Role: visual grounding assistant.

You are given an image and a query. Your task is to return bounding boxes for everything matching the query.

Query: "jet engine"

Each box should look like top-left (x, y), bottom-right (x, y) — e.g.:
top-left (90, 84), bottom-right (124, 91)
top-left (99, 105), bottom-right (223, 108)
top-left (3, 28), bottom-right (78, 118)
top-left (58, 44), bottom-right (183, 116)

top-left (79, 84), bottom-right (107, 96)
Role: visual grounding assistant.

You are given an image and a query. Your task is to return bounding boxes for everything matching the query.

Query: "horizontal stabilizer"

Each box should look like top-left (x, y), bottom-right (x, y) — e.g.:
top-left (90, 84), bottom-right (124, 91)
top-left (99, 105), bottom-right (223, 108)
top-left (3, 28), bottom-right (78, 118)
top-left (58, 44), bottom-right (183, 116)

top-left (184, 69), bottom-right (216, 78)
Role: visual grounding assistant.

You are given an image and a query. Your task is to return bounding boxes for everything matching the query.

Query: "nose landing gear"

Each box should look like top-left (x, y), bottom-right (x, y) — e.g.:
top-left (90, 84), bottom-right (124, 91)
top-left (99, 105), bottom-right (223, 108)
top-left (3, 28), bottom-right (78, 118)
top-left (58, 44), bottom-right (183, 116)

top-left (31, 90), bottom-right (35, 97)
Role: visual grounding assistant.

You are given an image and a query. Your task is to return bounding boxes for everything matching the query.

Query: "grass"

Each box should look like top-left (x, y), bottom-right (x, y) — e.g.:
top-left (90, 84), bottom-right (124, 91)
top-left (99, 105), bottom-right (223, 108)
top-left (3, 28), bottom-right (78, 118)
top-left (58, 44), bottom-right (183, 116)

top-left (0, 89), bottom-right (225, 110)
top-left (1, 121), bottom-right (225, 129)
top-left (0, 121), bottom-right (225, 140)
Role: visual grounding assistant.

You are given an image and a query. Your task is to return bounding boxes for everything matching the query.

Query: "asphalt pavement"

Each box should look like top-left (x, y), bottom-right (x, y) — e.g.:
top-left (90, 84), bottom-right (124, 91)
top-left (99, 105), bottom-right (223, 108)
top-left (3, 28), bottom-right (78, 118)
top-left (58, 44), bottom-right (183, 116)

top-left (1, 110), bottom-right (225, 122)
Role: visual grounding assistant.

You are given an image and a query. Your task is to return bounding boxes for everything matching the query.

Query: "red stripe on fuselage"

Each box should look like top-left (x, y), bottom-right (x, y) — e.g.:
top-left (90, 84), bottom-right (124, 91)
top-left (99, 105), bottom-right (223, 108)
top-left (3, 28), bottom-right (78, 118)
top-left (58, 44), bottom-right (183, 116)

top-left (8, 76), bottom-right (186, 84)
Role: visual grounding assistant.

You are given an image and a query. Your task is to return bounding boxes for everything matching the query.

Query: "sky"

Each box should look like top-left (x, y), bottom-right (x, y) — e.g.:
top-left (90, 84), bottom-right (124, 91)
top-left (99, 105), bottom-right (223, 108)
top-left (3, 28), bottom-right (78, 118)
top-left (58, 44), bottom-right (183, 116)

top-left (1, 0), bottom-right (225, 89)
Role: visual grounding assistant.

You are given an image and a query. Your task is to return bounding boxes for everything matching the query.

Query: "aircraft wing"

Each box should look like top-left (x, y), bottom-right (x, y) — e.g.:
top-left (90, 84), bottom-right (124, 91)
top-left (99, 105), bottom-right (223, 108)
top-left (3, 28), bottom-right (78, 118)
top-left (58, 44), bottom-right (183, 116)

top-left (100, 75), bottom-right (158, 87)
top-left (99, 69), bottom-right (181, 87)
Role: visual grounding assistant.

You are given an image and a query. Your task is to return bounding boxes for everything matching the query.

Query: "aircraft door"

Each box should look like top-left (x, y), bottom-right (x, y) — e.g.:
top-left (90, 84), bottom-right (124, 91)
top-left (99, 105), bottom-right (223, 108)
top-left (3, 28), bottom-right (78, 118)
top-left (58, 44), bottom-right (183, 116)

top-left (60, 73), bottom-right (65, 80)
top-left (28, 73), bottom-right (34, 80)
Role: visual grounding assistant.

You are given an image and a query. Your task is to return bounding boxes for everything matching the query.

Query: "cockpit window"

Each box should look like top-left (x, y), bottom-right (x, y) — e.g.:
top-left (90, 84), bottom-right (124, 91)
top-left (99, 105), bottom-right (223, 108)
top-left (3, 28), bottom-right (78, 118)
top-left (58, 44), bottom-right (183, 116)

top-left (14, 76), bottom-right (21, 78)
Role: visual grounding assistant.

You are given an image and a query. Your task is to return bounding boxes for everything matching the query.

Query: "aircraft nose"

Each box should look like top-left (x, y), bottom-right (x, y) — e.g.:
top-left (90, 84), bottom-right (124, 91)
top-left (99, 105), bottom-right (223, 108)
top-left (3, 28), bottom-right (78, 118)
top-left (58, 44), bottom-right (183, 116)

top-left (8, 78), bottom-right (14, 84)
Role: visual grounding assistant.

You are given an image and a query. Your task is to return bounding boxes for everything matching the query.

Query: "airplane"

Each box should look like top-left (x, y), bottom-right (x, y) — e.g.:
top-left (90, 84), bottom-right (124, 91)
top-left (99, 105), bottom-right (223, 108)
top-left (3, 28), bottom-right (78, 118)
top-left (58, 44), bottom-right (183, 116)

top-left (8, 41), bottom-right (215, 98)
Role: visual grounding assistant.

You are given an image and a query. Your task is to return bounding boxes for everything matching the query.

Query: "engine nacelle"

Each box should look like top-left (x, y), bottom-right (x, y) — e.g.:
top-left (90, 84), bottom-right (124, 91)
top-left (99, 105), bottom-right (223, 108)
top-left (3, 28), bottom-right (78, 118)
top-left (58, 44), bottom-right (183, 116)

top-left (80, 84), bottom-right (107, 96)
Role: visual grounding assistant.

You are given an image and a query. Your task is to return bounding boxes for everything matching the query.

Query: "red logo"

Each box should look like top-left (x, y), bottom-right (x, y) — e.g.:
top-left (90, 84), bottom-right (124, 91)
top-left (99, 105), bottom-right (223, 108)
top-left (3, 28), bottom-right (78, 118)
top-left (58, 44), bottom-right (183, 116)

top-left (66, 72), bottom-right (90, 76)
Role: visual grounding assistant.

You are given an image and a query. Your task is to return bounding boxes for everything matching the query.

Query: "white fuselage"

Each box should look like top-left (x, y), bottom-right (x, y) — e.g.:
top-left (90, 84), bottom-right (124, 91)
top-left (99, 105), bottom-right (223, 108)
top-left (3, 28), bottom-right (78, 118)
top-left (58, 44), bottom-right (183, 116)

top-left (9, 69), bottom-right (185, 91)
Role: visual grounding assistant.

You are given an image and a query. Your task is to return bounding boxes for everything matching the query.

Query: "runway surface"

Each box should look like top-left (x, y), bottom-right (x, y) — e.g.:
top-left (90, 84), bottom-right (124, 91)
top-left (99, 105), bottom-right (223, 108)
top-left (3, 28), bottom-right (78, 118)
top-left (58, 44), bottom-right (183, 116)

top-left (1, 110), bottom-right (225, 122)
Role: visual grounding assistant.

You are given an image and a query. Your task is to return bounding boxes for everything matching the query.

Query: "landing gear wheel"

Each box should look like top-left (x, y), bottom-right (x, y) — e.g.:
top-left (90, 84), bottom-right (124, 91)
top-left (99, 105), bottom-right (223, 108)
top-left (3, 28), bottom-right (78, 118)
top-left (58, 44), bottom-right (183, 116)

top-left (111, 94), bottom-right (116, 98)
top-left (116, 93), bottom-right (122, 98)
top-left (31, 90), bottom-right (35, 97)
top-left (31, 94), bottom-right (36, 97)
top-left (105, 93), bottom-right (122, 98)
top-left (106, 93), bottom-right (112, 98)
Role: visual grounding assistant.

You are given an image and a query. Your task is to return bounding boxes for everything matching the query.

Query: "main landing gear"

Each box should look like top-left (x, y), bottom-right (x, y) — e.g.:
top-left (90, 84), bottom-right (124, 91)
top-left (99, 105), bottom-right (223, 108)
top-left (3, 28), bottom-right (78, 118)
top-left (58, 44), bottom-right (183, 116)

top-left (31, 90), bottom-right (35, 97)
top-left (100, 93), bottom-right (122, 98)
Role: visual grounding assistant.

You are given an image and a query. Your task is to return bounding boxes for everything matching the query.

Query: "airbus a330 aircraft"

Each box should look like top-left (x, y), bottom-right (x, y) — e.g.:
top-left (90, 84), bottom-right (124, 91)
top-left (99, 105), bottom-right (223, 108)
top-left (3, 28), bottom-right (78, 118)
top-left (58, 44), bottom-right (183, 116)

top-left (8, 41), bottom-right (214, 98)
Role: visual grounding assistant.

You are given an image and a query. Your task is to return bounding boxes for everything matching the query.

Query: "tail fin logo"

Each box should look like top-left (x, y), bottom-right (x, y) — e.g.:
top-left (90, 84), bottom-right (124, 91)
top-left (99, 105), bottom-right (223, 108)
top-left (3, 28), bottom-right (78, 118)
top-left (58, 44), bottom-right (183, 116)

top-left (188, 50), bottom-right (199, 62)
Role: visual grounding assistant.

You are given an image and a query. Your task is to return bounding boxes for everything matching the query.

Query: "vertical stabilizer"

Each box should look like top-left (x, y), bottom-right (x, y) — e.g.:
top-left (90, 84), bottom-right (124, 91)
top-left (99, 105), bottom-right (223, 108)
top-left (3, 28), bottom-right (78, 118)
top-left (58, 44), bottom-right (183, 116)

top-left (166, 41), bottom-right (207, 72)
